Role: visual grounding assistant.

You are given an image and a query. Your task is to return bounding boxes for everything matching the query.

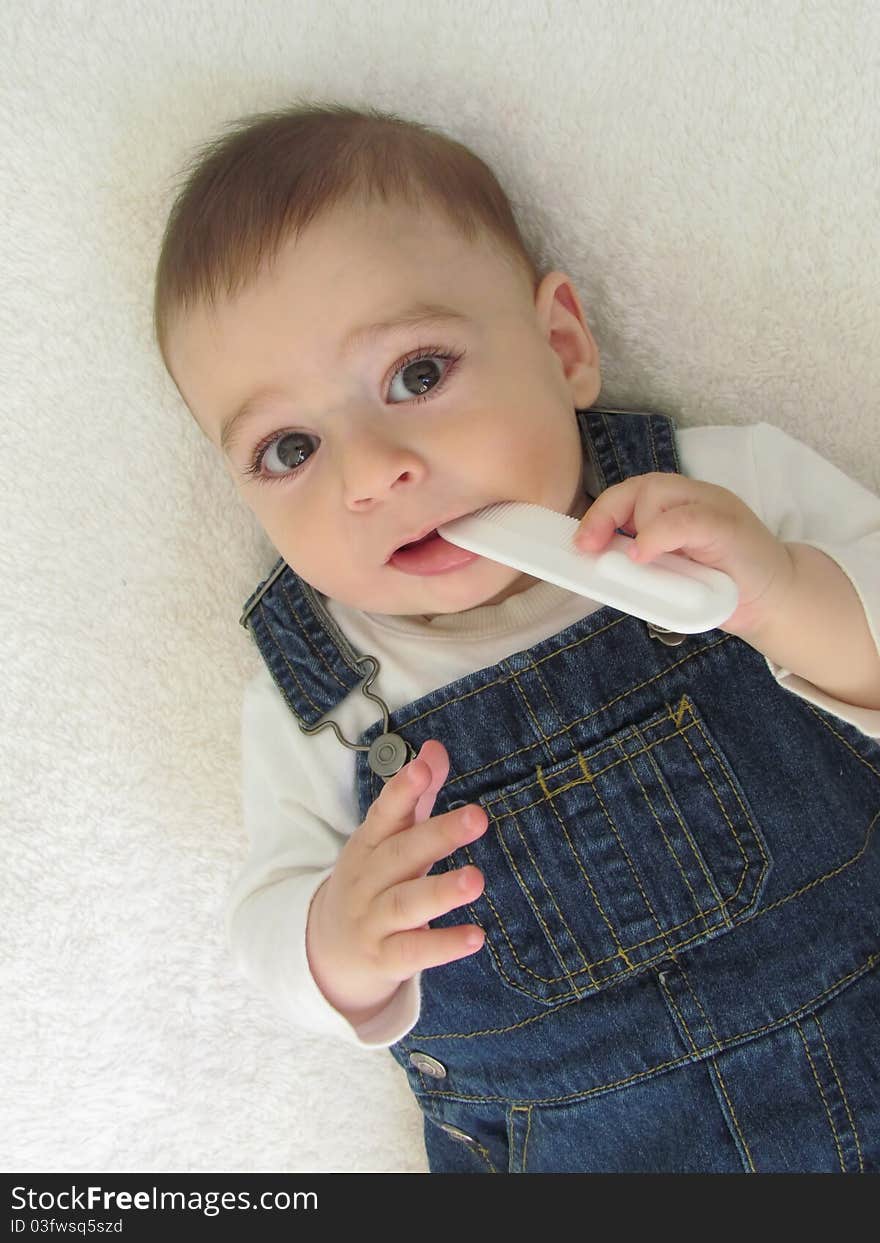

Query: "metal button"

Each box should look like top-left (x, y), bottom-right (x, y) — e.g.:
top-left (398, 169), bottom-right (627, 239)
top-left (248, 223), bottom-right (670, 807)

top-left (409, 1051), bottom-right (447, 1078)
top-left (368, 732), bottom-right (410, 777)
top-left (646, 623), bottom-right (688, 646)
top-left (439, 1123), bottom-right (477, 1145)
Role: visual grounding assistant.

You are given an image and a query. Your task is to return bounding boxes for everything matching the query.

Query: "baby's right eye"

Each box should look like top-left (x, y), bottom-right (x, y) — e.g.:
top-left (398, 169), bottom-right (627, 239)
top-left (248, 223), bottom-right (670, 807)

top-left (246, 430), bottom-right (319, 483)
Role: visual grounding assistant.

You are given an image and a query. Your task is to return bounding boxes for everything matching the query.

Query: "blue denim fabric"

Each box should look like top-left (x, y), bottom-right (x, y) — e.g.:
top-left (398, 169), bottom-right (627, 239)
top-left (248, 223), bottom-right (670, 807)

top-left (240, 408), bottom-right (880, 1173)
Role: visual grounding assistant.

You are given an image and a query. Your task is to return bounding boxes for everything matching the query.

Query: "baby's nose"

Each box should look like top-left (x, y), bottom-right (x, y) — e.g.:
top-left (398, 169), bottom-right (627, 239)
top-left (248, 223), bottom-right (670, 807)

top-left (341, 427), bottom-right (427, 508)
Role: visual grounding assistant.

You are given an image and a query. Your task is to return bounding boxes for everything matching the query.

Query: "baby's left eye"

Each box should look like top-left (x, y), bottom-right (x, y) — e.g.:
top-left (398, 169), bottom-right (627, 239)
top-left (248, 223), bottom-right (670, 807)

top-left (387, 349), bottom-right (461, 403)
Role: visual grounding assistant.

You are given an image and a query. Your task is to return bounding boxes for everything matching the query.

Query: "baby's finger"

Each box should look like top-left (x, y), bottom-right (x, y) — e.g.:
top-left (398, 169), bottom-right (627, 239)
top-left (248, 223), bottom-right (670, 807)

top-left (575, 479), bottom-right (640, 549)
top-left (361, 759), bottom-right (428, 846)
top-left (575, 474), bottom-right (696, 551)
top-left (358, 803), bottom-right (488, 907)
top-left (361, 741), bottom-right (449, 847)
top-left (378, 865), bottom-right (485, 934)
top-left (380, 922), bottom-right (486, 979)
top-left (627, 501), bottom-right (731, 565)
top-left (413, 739), bottom-right (450, 821)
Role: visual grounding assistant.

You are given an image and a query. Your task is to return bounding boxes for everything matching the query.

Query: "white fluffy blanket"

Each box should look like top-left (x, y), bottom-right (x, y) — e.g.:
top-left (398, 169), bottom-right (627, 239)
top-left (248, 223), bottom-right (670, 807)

top-left (3, 0), bottom-right (878, 1173)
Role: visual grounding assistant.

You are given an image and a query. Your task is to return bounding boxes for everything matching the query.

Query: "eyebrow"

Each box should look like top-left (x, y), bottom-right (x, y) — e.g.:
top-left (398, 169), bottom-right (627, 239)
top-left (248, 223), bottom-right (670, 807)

top-left (219, 302), bottom-right (472, 455)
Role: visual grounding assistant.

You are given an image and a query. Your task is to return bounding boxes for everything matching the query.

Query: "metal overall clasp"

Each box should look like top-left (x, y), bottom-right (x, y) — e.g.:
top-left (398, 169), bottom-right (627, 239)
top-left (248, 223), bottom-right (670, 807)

top-left (298, 654), bottom-right (414, 779)
top-left (646, 622), bottom-right (688, 646)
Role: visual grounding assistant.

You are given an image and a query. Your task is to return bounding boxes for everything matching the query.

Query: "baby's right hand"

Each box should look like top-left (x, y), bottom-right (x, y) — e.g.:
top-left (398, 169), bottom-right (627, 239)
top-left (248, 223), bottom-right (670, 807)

top-left (305, 740), bottom-right (487, 1027)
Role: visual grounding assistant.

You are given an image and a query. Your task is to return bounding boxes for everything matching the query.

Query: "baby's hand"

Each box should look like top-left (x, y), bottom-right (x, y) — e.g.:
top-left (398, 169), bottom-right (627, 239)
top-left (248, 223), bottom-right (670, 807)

top-left (574, 472), bottom-right (795, 637)
top-left (305, 740), bottom-right (487, 1028)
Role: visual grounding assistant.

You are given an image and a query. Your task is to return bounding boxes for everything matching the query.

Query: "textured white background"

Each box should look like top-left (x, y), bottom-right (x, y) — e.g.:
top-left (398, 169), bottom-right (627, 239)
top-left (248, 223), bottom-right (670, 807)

top-left (2, 0), bottom-right (878, 1173)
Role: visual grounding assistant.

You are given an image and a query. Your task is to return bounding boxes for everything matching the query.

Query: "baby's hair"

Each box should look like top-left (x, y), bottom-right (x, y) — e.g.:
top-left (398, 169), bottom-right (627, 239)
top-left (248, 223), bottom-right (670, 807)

top-left (152, 100), bottom-right (540, 378)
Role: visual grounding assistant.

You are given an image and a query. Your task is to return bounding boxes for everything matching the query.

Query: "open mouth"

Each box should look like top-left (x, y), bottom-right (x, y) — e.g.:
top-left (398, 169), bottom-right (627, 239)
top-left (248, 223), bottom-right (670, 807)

top-left (397, 529), bottom-right (439, 551)
top-left (388, 525), bottom-right (478, 576)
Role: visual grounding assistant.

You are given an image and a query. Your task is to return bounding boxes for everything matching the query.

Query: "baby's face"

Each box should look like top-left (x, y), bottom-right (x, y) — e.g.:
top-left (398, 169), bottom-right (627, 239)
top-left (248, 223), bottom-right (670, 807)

top-left (166, 197), bottom-right (601, 617)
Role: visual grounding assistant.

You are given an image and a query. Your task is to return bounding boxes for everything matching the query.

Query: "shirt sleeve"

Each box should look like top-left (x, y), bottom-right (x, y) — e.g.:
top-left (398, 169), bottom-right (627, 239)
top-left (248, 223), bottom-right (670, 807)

top-left (225, 667), bottom-right (421, 1049)
top-left (747, 421), bottom-right (880, 738)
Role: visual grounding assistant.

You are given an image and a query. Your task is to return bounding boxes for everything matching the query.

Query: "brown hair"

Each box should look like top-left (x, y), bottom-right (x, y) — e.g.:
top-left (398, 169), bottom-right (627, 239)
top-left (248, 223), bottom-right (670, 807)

top-left (152, 100), bottom-right (540, 377)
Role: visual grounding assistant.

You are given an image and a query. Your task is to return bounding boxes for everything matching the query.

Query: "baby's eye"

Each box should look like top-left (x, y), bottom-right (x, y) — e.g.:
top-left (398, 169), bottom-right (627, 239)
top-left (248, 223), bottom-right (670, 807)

top-left (254, 431), bottom-right (318, 479)
top-left (387, 352), bottom-right (452, 402)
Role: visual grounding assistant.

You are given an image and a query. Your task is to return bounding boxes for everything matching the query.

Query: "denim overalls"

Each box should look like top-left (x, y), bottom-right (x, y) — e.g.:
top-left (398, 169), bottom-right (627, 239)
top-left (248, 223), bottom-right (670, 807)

top-left (239, 408), bottom-right (880, 1173)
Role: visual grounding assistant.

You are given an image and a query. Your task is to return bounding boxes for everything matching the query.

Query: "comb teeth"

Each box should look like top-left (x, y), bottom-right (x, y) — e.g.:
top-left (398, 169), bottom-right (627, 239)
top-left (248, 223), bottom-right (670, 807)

top-left (477, 501), bottom-right (579, 543)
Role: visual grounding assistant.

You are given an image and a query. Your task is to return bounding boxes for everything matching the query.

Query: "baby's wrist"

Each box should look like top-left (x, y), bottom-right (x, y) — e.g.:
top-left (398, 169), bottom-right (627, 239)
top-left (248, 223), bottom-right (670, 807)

top-left (305, 879), bottom-right (399, 1022)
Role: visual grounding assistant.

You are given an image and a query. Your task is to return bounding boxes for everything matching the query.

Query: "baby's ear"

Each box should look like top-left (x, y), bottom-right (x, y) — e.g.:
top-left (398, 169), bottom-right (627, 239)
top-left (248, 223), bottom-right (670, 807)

top-left (538, 273), bottom-right (602, 408)
top-left (413, 739), bottom-right (450, 821)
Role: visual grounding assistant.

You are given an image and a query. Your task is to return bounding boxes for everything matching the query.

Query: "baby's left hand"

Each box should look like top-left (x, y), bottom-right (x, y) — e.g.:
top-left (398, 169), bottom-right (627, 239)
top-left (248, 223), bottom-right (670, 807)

top-left (574, 473), bottom-right (795, 637)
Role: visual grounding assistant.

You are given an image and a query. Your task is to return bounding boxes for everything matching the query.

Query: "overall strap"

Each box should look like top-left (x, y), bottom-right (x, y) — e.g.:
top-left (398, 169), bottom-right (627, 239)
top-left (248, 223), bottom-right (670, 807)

top-left (238, 568), bottom-right (367, 728)
top-left (581, 406), bottom-right (681, 487)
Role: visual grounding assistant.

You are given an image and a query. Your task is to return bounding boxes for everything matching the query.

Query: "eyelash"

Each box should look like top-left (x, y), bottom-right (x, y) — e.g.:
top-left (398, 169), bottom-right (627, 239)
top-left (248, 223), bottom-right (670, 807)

top-left (241, 343), bottom-right (466, 485)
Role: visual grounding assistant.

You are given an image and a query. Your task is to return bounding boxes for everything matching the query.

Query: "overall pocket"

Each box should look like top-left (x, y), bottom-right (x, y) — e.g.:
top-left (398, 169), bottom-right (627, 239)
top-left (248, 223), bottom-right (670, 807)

top-left (450, 694), bottom-right (772, 1005)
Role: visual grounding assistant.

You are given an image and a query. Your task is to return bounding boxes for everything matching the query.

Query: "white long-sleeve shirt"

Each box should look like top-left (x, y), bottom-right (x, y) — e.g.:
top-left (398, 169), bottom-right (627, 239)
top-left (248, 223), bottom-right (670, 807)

top-left (225, 421), bottom-right (880, 1049)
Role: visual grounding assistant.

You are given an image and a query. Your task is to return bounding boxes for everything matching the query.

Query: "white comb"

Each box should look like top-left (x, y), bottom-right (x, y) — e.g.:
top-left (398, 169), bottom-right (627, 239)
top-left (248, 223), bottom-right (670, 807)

top-left (437, 502), bottom-right (738, 634)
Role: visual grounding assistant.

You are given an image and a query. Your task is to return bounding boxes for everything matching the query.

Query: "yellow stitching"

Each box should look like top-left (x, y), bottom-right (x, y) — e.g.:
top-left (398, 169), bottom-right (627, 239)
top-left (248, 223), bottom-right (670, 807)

top-left (672, 696), bottom-right (689, 728)
top-left (536, 764), bottom-right (551, 801)
top-left (481, 696), bottom-right (755, 827)
top-left (743, 808), bottom-right (878, 923)
top-left (645, 715), bottom-right (732, 912)
top-left (690, 711), bottom-right (770, 879)
top-left (496, 791), bottom-right (592, 996)
top-left (256, 599), bottom-right (323, 715)
top-left (712, 1063), bottom-right (756, 1171)
top-left (627, 725), bottom-right (715, 930)
top-left (411, 954), bottom-right (880, 1106)
top-left (485, 717), bottom-right (702, 816)
top-left (509, 1105), bottom-right (534, 1173)
top-left (679, 712), bottom-right (750, 881)
top-left (463, 823), bottom-right (748, 987)
top-left (436, 1121), bottom-right (497, 1171)
top-left (658, 972), bottom-right (695, 1049)
top-left (800, 701), bottom-right (880, 781)
top-left (531, 656), bottom-right (567, 733)
top-left (424, 809), bottom-right (880, 1018)
top-left (577, 754), bottom-right (594, 782)
top-left (398, 626), bottom-right (731, 759)
top-left (460, 700), bottom-right (763, 984)
top-left (505, 663), bottom-right (558, 768)
top-left (794, 1019), bottom-right (846, 1172)
top-left (460, 842), bottom-right (543, 983)
top-left (410, 631), bottom-right (880, 803)
top-left (539, 775), bottom-right (628, 979)
top-left (473, 1141), bottom-right (497, 1172)
top-left (413, 614), bottom-right (629, 728)
top-left (478, 755), bottom-right (717, 983)
top-left (667, 959), bottom-right (757, 1173)
top-left (675, 958), bottom-right (722, 1055)
top-left (660, 971), bottom-right (756, 1171)
top-left (279, 579), bottom-right (355, 688)
top-left (813, 1012), bottom-right (864, 1173)
top-left (590, 774), bottom-right (669, 950)
top-left (441, 639), bottom-right (730, 787)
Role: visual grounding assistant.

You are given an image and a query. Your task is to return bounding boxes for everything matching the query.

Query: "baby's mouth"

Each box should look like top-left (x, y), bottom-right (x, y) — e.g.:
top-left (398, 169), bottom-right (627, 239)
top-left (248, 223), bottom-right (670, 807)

top-left (397, 529), bottom-right (439, 551)
top-left (387, 525), bottom-right (479, 576)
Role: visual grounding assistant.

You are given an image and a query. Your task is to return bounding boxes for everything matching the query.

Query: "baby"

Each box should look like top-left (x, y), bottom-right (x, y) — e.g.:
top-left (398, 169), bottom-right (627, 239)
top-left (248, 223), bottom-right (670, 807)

top-left (154, 103), bottom-right (880, 1173)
